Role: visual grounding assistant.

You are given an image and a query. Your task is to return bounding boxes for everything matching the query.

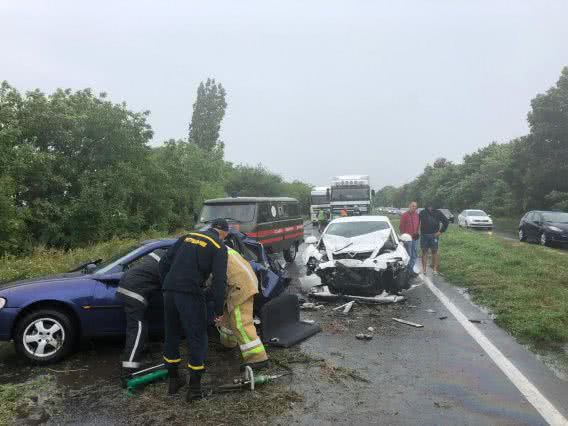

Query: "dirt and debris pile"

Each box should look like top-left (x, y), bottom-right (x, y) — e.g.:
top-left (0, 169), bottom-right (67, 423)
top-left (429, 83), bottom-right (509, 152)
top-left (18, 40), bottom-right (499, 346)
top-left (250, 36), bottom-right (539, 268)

top-left (0, 375), bottom-right (62, 425)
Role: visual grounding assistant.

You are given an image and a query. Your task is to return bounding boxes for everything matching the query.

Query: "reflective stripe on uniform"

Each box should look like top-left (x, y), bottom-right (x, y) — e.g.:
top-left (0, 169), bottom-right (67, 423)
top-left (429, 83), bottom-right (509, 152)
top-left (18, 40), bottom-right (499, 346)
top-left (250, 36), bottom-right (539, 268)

top-left (163, 356), bottom-right (182, 364)
top-left (148, 252), bottom-right (161, 262)
top-left (234, 306), bottom-right (250, 345)
top-left (189, 232), bottom-right (221, 249)
top-left (129, 320), bottom-right (143, 363)
top-left (239, 338), bottom-right (262, 352)
top-left (116, 287), bottom-right (147, 305)
top-left (242, 345), bottom-right (266, 359)
top-left (233, 305), bottom-right (266, 358)
top-left (188, 363), bottom-right (205, 371)
top-left (122, 360), bottom-right (141, 369)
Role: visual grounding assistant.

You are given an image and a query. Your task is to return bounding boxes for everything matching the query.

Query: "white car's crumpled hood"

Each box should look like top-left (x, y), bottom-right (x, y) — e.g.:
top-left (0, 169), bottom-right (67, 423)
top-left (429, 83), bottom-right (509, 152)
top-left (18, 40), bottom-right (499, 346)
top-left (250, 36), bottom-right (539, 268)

top-left (302, 228), bottom-right (409, 271)
top-left (322, 229), bottom-right (391, 255)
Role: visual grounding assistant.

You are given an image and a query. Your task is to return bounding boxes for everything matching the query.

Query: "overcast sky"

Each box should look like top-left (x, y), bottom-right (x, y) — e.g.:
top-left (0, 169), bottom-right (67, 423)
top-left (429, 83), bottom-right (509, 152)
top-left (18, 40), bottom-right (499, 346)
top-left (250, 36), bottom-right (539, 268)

top-left (2, 1), bottom-right (567, 188)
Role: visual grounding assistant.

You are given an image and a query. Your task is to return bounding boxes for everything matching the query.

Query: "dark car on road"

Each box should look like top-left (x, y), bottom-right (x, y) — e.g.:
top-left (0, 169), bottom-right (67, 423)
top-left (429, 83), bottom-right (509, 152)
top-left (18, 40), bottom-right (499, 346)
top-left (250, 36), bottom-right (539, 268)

top-left (439, 209), bottom-right (455, 223)
top-left (518, 210), bottom-right (568, 246)
top-left (0, 231), bottom-right (289, 364)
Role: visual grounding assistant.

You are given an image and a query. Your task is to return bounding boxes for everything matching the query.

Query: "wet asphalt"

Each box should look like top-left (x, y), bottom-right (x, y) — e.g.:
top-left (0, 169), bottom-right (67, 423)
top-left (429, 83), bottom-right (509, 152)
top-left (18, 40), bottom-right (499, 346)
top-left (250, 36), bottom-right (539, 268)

top-left (1, 223), bottom-right (568, 425)
top-left (276, 224), bottom-right (568, 425)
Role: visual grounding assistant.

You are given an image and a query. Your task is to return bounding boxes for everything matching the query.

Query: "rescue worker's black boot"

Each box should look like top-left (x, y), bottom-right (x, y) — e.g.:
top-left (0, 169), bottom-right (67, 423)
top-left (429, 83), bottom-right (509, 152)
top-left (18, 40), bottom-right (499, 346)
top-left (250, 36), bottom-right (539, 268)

top-left (167, 366), bottom-right (184, 395)
top-left (186, 370), bottom-right (204, 402)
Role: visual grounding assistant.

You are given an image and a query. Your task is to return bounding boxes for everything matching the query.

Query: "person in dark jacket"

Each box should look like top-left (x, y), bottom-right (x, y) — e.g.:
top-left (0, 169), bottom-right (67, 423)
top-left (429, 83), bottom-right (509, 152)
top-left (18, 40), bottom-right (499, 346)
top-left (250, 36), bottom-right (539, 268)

top-left (159, 219), bottom-right (229, 401)
top-left (116, 248), bottom-right (167, 381)
top-left (419, 204), bottom-right (449, 275)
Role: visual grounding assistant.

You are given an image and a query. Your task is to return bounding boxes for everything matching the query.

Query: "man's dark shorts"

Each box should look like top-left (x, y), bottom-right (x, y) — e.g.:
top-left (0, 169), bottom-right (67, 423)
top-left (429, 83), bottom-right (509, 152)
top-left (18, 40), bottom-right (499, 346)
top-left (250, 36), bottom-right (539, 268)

top-left (420, 233), bottom-right (439, 252)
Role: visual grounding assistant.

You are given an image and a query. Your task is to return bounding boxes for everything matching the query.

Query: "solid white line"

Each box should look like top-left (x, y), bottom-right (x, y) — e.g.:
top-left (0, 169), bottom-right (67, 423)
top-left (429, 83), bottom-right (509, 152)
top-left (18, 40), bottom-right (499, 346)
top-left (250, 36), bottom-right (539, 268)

top-left (421, 274), bottom-right (568, 426)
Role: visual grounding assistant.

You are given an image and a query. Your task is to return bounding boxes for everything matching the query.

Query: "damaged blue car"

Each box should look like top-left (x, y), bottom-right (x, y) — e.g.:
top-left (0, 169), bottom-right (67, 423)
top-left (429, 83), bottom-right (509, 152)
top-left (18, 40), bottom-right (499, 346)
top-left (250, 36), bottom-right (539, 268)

top-left (0, 230), bottom-right (289, 364)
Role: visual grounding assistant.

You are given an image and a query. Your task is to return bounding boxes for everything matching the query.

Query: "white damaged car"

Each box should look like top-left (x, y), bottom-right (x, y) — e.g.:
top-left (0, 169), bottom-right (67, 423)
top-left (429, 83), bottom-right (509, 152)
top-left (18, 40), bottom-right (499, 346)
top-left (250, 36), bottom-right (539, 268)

top-left (303, 216), bottom-right (411, 297)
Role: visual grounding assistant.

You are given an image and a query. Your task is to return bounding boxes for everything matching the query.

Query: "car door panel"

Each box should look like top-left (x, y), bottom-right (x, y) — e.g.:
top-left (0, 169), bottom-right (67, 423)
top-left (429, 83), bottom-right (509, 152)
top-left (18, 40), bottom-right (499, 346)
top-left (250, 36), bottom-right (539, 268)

top-left (88, 272), bottom-right (126, 335)
top-left (534, 213), bottom-right (544, 240)
top-left (529, 213), bottom-right (541, 240)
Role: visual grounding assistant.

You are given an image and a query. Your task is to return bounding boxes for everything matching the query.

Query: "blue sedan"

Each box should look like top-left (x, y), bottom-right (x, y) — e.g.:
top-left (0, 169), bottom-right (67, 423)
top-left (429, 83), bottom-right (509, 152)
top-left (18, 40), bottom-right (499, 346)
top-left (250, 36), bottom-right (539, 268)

top-left (0, 233), bottom-right (288, 364)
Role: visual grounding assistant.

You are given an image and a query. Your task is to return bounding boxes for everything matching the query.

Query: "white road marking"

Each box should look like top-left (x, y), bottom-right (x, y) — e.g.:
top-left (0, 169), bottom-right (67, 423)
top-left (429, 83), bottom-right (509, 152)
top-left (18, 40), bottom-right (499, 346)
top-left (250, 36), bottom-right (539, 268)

top-left (421, 274), bottom-right (568, 426)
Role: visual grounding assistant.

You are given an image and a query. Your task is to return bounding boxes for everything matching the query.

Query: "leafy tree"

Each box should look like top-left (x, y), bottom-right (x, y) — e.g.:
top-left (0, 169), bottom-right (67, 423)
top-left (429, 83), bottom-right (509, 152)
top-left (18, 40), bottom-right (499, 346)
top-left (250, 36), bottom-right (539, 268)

top-left (224, 164), bottom-right (312, 214)
top-left (189, 78), bottom-right (227, 151)
top-left (0, 80), bottom-right (312, 255)
top-left (523, 67), bottom-right (568, 209)
top-left (374, 67), bottom-right (568, 217)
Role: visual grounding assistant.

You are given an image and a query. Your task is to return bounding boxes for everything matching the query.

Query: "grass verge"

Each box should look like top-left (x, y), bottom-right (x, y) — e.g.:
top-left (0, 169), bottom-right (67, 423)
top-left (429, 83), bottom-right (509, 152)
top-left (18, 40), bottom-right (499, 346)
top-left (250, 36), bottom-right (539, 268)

top-left (389, 215), bottom-right (567, 349)
top-left (0, 375), bottom-right (61, 425)
top-left (441, 226), bottom-right (568, 349)
top-left (0, 231), bottom-right (174, 284)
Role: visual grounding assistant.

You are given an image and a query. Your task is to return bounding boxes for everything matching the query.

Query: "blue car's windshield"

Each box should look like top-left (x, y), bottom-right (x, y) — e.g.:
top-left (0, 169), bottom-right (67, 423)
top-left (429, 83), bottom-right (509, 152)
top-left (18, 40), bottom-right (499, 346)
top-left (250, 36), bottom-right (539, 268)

top-left (94, 245), bottom-right (144, 274)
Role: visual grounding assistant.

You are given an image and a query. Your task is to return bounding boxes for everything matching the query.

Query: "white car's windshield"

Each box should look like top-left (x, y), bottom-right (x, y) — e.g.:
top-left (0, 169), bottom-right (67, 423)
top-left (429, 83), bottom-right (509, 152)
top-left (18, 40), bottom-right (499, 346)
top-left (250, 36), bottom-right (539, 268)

top-left (467, 210), bottom-right (487, 216)
top-left (325, 221), bottom-right (390, 238)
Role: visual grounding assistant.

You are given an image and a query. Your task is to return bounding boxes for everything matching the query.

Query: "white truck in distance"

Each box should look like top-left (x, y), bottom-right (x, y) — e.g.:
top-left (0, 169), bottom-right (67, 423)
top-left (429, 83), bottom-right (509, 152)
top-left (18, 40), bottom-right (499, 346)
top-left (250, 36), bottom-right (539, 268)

top-left (310, 186), bottom-right (331, 225)
top-left (330, 175), bottom-right (371, 219)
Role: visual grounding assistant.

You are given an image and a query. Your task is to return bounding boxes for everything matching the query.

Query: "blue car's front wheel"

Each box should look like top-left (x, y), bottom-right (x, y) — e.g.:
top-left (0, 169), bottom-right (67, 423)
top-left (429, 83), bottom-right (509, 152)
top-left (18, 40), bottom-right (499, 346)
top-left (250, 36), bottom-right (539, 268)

top-left (15, 308), bottom-right (77, 364)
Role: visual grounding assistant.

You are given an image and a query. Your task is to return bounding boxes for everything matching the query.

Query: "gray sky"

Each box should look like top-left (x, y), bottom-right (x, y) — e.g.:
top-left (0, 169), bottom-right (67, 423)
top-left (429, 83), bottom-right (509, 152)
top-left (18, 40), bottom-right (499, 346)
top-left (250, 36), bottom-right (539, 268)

top-left (2, 1), bottom-right (567, 188)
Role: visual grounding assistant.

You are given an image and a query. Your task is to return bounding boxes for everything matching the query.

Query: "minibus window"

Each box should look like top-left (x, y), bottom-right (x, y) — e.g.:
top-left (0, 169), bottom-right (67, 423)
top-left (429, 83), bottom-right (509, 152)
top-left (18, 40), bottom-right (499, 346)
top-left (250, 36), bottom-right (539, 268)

top-left (287, 203), bottom-right (299, 217)
top-left (200, 203), bottom-right (256, 223)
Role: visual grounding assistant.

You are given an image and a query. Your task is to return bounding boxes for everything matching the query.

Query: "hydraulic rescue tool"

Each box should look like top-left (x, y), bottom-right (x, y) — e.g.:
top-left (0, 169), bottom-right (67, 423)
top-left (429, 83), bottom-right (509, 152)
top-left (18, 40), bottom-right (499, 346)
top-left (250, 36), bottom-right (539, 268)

top-left (214, 366), bottom-right (290, 393)
top-left (125, 363), bottom-right (168, 396)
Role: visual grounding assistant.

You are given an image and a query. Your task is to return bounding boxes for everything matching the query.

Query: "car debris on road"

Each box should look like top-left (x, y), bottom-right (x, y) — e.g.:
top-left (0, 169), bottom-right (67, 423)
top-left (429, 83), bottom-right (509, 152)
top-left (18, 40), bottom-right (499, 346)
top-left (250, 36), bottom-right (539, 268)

top-left (355, 333), bottom-right (373, 341)
top-left (392, 318), bottom-right (424, 328)
top-left (310, 287), bottom-right (406, 304)
top-left (300, 302), bottom-right (325, 310)
top-left (332, 300), bottom-right (355, 314)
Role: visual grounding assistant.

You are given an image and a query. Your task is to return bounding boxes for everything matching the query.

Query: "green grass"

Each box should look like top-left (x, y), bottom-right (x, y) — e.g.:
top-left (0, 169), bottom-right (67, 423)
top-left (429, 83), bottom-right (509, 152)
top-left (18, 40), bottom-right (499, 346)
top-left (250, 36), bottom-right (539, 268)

top-left (0, 375), bottom-right (60, 425)
top-left (0, 238), bottom-right (140, 284)
top-left (389, 216), bottom-right (568, 349)
top-left (441, 227), bottom-right (568, 349)
top-left (0, 230), bottom-right (181, 284)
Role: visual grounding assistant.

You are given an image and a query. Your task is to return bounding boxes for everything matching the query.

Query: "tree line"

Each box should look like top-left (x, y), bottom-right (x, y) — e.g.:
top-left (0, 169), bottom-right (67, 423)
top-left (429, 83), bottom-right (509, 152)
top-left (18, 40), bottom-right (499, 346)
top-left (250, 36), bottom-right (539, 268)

top-left (374, 67), bottom-right (568, 217)
top-left (0, 78), bottom-right (311, 256)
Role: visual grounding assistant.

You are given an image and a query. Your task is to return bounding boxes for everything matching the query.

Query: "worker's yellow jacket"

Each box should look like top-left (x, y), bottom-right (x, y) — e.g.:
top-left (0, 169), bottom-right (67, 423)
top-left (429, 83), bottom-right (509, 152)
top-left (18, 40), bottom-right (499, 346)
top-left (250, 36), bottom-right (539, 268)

top-left (219, 249), bottom-right (268, 364)
top-left (225, 249), bottom-right (258, 312)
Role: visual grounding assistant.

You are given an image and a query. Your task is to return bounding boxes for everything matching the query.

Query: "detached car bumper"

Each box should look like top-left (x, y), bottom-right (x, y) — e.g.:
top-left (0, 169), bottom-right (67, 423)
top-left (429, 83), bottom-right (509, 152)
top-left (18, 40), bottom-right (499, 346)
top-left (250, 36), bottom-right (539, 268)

top-left (0, 308), bottom-right (19, 340)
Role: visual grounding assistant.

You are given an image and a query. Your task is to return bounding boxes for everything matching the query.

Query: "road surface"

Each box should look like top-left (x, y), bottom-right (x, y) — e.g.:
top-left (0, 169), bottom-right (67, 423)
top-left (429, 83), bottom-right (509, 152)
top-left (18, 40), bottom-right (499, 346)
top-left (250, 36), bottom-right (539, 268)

top-left (1, 223), bottom-right (567, 425)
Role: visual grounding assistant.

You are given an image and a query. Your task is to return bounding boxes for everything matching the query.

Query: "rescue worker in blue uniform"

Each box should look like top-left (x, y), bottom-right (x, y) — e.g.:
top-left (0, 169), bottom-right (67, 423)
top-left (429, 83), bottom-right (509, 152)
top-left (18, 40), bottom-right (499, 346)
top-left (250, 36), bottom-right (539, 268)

top-left (159, 219), bottom-right (229, 401)
top-left (116, 248), bottom-right (167, 382)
